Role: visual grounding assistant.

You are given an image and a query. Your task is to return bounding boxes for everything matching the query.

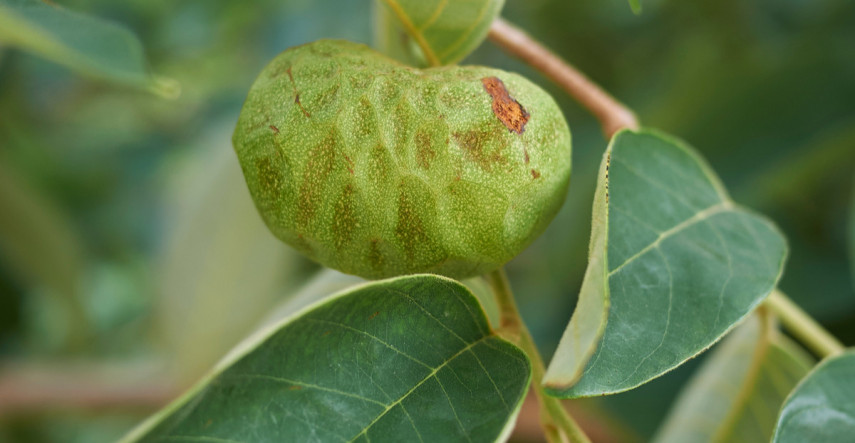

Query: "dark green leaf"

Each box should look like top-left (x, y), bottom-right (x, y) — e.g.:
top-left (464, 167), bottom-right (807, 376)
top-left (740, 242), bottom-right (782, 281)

top-left (123, 275), bottom-right (531, 442)
top-left (0, 161), bottom-right (89, 347)
top-left (544, 129), bottom-right (787, 397)
top-left (0, 0), bottom-right (176, 96)
top-left (773, 350), bottom-right (855, 442)
top-left (375, 0), bottom-right (505, 66)
top-left (654, 313), bottom-right (812, 442)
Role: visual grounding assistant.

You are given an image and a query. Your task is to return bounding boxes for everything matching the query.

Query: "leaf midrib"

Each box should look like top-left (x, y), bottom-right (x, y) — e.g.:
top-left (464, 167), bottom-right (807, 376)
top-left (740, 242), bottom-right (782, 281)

top-left (608, 201), bottom-right (732, 276)
top-left (348, 336), bottom-right (489, 441)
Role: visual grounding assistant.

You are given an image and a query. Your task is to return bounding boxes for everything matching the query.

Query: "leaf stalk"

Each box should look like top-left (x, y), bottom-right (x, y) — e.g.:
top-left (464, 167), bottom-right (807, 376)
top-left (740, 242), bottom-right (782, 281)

top-left (766, 290), bottom-right (846, 358)
top-left (487, 268), bottom-right (591, 443)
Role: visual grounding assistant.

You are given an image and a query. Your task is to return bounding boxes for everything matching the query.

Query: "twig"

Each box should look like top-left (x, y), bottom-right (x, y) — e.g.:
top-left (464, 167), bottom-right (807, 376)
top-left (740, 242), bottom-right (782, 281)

top-left (766, 290), bottom-right (846, 358)
top-left (488, 18), bottom-right (639, 138)
top-left (0, 361), bottom-right (177, 416)
top-left (487, 268), bottom-right (591, 443)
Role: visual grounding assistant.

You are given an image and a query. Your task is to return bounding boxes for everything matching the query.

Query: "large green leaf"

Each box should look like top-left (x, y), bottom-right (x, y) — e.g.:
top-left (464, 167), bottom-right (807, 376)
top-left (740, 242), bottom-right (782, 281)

top-left (375, 0), bottom-right (504, 67)
top-left (653, 313), bottom-right (812, 442)
top-left (0, 0), bottom-right (176, 96)
top-left (123, 275), bottom-right (531, 442)
top-left (156, 132), bottom-right (304, 383)
top-left (544, 129), bottom-right (787, 397)
top-left (773, 350), bottom-right (855, 443)
top-left (0, 160), bottom-right (89, 347)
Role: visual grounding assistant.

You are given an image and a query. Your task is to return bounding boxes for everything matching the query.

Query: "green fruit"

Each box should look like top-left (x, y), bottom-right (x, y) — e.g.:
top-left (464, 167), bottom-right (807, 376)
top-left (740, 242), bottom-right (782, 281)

top-left (233, 39), bottom-right (571, 279)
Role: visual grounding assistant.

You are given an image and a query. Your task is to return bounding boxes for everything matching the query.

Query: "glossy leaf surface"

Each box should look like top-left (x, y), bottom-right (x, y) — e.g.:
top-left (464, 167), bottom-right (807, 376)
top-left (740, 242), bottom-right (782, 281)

top-left (376, 0), bottom-right (505, 66)
top-left (123, 275), bottom-right (531, 442)
top-left (544, 129), bottom-right (787, 397)
top-left (773, 350), bottom-right (855, 443)
top-left (654, 313), bottom-right (812, 442)
top-left (0, 0), bottom-right (174, 95)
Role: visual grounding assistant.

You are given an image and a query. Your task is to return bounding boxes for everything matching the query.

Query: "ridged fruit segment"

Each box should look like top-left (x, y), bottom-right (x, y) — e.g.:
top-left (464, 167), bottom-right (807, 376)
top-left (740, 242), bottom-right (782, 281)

top-left (233, 39), bottom-right (571, 279)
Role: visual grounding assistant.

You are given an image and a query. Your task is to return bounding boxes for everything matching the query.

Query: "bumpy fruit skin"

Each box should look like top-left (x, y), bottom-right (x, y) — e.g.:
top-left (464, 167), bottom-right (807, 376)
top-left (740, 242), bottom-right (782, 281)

top-left (233, 40), bottom-right (571, 279)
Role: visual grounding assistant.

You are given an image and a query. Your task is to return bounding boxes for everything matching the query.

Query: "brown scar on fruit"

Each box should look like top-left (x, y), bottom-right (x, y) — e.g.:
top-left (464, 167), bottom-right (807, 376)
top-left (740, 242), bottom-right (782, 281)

top-left (286, 66), bottom-right (311, 118)
top-left (531, 169), bottom-right (541, 179)
top-left (481, 76), bottom-right (530, 134)
top-left (269, 125), bottom-right (280, 134)
top-left (343, 153), bottom-right (355, 175)
top-left (368, 311), bottom-right (379, 320)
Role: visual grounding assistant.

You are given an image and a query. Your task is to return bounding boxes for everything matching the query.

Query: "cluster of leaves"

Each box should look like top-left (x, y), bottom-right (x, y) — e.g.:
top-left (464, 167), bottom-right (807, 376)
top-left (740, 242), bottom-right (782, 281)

top-left (0, 0), bottom-right (852, 442)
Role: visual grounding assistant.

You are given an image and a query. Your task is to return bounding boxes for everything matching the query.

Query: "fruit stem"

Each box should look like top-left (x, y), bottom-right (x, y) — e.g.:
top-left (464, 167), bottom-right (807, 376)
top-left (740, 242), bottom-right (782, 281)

top-left (487, 268), bottom-right (591, 443)
top-left (766, 289), bottom-right (846, 358)
top-left (488, 17), bottom-right (639, 139)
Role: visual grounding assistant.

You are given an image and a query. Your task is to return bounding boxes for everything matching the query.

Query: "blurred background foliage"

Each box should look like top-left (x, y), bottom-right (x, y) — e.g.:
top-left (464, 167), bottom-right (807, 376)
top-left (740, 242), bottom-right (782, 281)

top-left (0, 0), bottom-right (852, 441)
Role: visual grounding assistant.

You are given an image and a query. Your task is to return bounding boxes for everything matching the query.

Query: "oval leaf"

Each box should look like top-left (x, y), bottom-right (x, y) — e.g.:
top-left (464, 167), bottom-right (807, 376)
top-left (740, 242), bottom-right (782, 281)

top-left (0, 0), bottom-right (176, 96)
top-left (544, 129), bottom-right (787, 397)
top-left (376, 0), bottom-right (505, 66)
top-left (773, 350), bottom-right (855, 443)
top-left (654, 313), bottom-right (812, 442)
top-left (123, 275), bottom-right (531, 442)
top-left (157, 135), bottom-right (303, 382)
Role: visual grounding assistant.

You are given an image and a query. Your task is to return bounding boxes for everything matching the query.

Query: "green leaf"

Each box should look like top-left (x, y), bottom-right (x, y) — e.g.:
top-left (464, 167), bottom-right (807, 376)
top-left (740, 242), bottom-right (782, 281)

top-left (544, 129), bottom-right (787, 397)
top-left (773, 350), bottom-right (855, 442)
top-left (157, 130), bottom-right (304, 383)
top-left (0, 0), bottom-right (177, 96)
top-left (653, 313), bottom-right (812, 442)
top-left (629, 0), bottom-right (642, 14)
top-left (849, 179), bottom-right (855, 289)
top-left (0, 160), bottom-right (90, 348)
top-left (123, 275), bottom-right (531, 442)
top-left (375, 0), bottom-right (505, 67)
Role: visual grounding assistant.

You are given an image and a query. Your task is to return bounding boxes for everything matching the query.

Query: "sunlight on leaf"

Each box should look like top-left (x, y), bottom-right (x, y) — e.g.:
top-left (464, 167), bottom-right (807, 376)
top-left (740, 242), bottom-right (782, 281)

top-left (123, 275), bottom-right (531, 443)
top-left (773, 350), bottom-right (855, 442)
top-left (653, 312), bottom-right (812, 442)
top-left (375, 0), bottom-right (505, 67)
top-left (0, 0), bottom-right (177, 97)
top-left (544, 129), bottom-right (787, 397)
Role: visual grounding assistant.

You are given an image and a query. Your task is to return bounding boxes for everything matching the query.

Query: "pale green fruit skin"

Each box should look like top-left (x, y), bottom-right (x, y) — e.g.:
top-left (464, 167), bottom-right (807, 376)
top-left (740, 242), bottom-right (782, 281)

top-left (233, 40), bottom-right (571, 279)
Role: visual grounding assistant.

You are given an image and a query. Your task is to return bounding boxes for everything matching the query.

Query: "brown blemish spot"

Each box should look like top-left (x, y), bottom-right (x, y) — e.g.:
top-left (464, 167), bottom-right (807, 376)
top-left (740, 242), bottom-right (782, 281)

top-left (286, 67), bottom-right (311, 118)
top-left (332, 183), bottom-right (356, 249)
top-left (481, 77), bottom-right (530, 134)
top-left (289, 385), bottom-right (303, 391)
top-left (269, 125), bottom-right (280, 134)
top-left (531, 169), bottom-right (541, 179)
top-left (322, 330), bottom-right (331, 337)
top-left (415, 129), bottom-right (436, 170)
top-left (395, 183), bottom-right (429, 262)
top-left (368, 238), bottom-right (384, 271)
top-left (368, 311), bottom-right (379, 320)
top-left (523, 146), bottom-right (530, 164)
top-left (297, 131), bottom-right (338, 227)
top-left (343, 154), bottom-right (355, 175)
top-left (605, 152), bottom-right (611, 204)
top-left (453, 129), bottom-right (507, 172)
top-left (256, 157), bottom-right (283, 199)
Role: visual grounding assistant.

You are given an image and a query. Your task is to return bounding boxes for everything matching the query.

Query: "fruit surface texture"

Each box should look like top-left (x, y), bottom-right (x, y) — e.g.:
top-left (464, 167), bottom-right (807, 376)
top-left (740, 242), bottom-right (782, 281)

top-left (233, 40), bottom-right (572, 279)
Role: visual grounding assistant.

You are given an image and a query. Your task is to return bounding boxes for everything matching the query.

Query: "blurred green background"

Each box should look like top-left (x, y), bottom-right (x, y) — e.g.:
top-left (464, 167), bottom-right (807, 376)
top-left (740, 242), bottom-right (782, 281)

top-left (0, 0), bottom-right (852, 441)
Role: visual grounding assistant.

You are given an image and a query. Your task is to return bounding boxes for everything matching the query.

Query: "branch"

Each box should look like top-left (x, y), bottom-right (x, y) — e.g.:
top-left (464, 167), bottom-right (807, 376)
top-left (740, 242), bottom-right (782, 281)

top-left (488, 18), bottom-right (639, 138)
top-left (0, 361), bottom-right (177, 416)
